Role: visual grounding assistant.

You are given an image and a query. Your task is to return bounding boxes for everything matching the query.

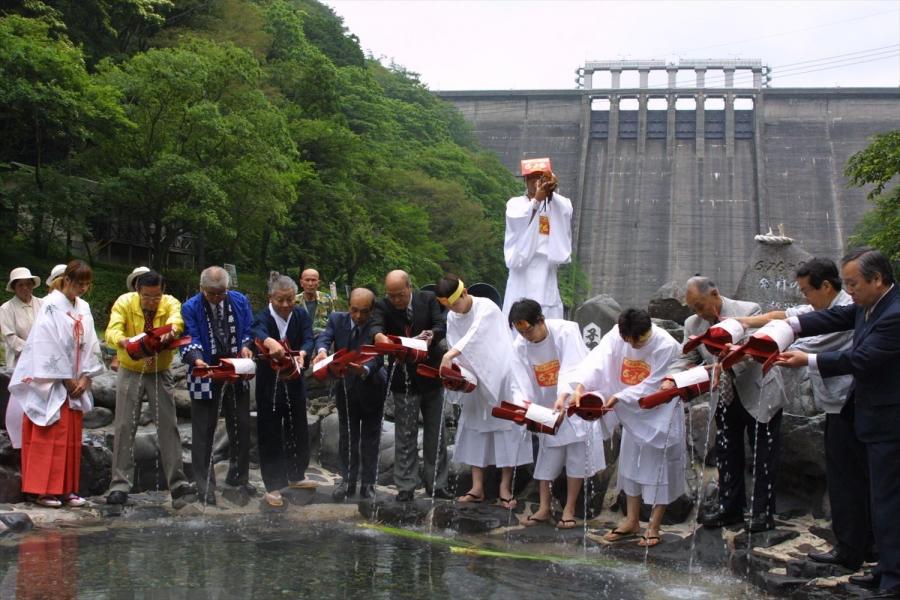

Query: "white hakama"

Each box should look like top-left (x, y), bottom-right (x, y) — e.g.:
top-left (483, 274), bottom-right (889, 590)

top-left (510, 319), bottom-right (605, 480)
top-left (572, 324), bottom-right (686, 505)
top-left (448, 296), bottom-right (532, 469)
top-left (501, 193), bottom-right (572, 319)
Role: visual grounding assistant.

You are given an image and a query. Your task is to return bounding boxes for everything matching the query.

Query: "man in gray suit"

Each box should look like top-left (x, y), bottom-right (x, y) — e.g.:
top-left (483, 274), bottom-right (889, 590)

top-left (672, 276), bottom-right (785, 532)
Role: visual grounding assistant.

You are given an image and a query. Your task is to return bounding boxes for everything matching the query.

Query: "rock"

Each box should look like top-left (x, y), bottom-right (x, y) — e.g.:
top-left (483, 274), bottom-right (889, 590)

top-left (667, 525), bottom-right (731, 568)
top-left (83, 407), bottom-right (114, 429)
top-left (0, 466), bottom-right (23, 503)
top-left (221, 486), bottom-right (251, 506)
top-left (79, 434), bottom-right (113, 497)
top-left (733, 527), bottom-right (799, 550)
top-left (0, 512), bottom-right (33, 534)
top-left (282, 487), bottom-right (316, 506)
top-left (573, 294), bottom-right (622, 350)
top-left (776, 414), bottom-right (827, 517)
top-left (357, 496), bottom-right (431, 525)
top-left (0, 431), bottom-right (18, 468)
top-left (648, 298), bottom-right (693, 326)
top-left (651, 318), bottom-right (684, 343)
top-left (734, 237), bottom-right (812, 312)
top-left (91, 371), bottom-right (118, 410)
top-left (687, 401), bottom-right (717, 467)
top-left (431, 501), bottom-right (512, 533)
top-left (319, 413), bottom-right (397, 486)
top-left (786, 558), bottom-right (855, 579)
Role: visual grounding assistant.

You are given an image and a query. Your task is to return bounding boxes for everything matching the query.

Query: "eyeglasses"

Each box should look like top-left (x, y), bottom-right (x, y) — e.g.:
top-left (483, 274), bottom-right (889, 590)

top-left (203, 288), bottom-right (227, 299)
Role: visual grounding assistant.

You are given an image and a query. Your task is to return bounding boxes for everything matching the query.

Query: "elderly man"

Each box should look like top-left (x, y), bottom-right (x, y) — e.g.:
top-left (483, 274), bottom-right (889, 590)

top-left (736, 258), bottom-right (870, 569)
top-left (314, 288), bottom-right (386, 501)
top-left (371, 270), bottom-right (451, 502)
top-left (502, 158), bottom-right (573, 319)
top-left (295, 268), bottom-right (340, 333)
top-left (777, 248), bottom-right (900, 595)
top-left (104, 270), bottom-right (197, 508)
top-left (181, 266), bottom-right (255, 505)
top-left (674, 276), bottom-right (784, 532)
top-left (251, 274), bottom-right (314, 508)
top-left (0, 268), bottom-right (43, 369)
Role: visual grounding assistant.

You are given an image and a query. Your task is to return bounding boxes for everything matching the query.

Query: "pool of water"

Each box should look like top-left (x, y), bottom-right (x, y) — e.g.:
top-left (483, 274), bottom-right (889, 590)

top-left (0, 515), bottom-right (762, 599)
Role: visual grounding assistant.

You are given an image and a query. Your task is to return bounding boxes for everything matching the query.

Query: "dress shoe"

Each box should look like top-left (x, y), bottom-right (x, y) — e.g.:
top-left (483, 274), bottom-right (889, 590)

top-left (106, 491), bottom-right (128, 505)
top-left (396, 490), bottom-right (414, 502)
top-left (849, 571), bottom-right (881, 589)
top-left (808, 548), bottom-right (862, 571)
top-left (171, 484), bottom-right (198, 509)
top-left (201, 490), bottom-right (217, 506)
top-left (332, 481), bottom-right (356, 502)
top-left (699, 509), bottom-right (743, 529)
top-left (429, 488), bottom-right (455, 500)
top-left (746, 514), bottom-right (775, 533)
top-left (240, 483), bottom-right (258, 497)
top-left (359, 484), bottom-right (376, 499)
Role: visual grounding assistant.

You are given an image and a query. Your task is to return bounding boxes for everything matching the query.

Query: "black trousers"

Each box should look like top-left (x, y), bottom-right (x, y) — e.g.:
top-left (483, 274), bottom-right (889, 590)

top-left (825, 403), bottom-right (872, 565)
top-left (191, 380), bottom-right (250, 494)
top-left (867, 438), bottom-right (900, 591)
top-left (256, 379), bottom-right (309, 491)
top-left (336, 385), bottom-right (385, 486)
top-left (715, 397), bottom-right (782, 519)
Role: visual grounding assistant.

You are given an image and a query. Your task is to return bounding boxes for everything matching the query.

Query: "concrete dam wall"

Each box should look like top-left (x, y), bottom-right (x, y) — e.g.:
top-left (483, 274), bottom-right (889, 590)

top-left (437, 86), bottom-right (899, 308)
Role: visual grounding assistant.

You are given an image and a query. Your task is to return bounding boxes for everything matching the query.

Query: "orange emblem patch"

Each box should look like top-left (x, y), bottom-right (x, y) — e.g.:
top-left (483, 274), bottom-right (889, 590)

top-left (533, 359), bottom-right (560, 387)
top-left (620, 358), bottom-right (651, 385)
top-left (539, 214), bottom-right (550, 235)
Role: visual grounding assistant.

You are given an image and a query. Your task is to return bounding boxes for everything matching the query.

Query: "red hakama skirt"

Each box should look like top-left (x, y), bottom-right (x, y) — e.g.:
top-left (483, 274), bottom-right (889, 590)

top-left (20, 403), bottom-right (83, 496)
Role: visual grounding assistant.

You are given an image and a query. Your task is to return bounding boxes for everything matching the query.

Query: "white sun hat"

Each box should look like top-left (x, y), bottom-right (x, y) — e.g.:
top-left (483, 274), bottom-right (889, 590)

top-left (6, 267), bottom-right (41, 292)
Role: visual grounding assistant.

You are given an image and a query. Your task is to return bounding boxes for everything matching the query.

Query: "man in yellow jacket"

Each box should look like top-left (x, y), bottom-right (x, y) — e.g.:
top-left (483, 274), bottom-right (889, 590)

top-left (104, 270), bottom-right (197, 508)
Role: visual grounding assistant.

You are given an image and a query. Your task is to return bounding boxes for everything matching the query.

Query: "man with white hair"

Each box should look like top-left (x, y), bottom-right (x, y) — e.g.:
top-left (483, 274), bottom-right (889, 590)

top-left (181, 266), bottom-right (255, 505)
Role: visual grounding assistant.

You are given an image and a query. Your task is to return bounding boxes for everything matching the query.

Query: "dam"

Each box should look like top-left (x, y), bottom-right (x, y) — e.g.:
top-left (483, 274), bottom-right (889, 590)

top-left (437, 59), bottom-right (900, 307)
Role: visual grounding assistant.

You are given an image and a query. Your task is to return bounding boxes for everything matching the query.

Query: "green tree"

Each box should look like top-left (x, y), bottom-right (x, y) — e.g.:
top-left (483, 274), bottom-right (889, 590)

top-left (846, 130), bottom-right (900, 260)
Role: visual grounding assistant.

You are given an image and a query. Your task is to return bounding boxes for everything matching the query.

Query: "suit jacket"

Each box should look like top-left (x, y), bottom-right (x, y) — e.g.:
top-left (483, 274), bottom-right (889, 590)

top-left (250, 305), bottom-right (314, 399)
top-left (678, 295), bottom-right (785, 422)
top-left (369, 290), bottom-right (447, 393)
top-left (798, 285), bottom-right (900, 442)
top-left (316, 312), bottom-right (385, 406)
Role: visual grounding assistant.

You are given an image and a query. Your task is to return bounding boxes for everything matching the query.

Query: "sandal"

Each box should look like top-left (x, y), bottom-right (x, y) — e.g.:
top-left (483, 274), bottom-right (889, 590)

top-left (36, 496), bottom-right (62, 508)
top-left (602, 527), bottom-right (640, 542)
top-left (522, 514), bottom-right (550, 527)
top-left (264, 491), bottom-right (284, 507)
top-left (457, 492), bottom-right (484, 503)
top-left (63, 493), bottom-right (87, 507)
top-left (497, 496), bottom-right (517, 510)
top-left (556, 518), bottom-right (579, 530)
top-left (638, 535), bottom-right (662, 547)
top-left (289, 479), bottom-right (318, 489)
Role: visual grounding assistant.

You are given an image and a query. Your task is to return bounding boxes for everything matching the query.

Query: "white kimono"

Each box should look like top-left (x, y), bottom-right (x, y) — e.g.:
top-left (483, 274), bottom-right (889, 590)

top-left (572, 324), bottom-right (685, 505)
top-left (502, 192), bottom-right (573, 319)
top-left (448, 297), bottom-right (532, 469)
top-left (510, 319), bottom-right (604, 479)
top-left (6, 290), bottom-right (104, 448)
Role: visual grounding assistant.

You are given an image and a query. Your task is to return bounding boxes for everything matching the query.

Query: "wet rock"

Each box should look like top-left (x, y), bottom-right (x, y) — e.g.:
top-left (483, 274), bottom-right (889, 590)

top-left (83, 407), bottom-right (114, 429)
top-left (319, 413), bottom-right (396, 486)
top-left (687, 401), bottom-right (716, 467)
top-left (668, 525), bottom-right (731, 568)
top-left (282, 487), bottom-right (316, 506)
top-left (431, 501), bottom-right (513, 534)
top-left (0, 466), bottom-right (23, 503)
top-left (79, 434), bottom-right (113, 497)
top-left (573, 294), bottom-right (622, 350)
top-left (0, 431), bottom-right (19, 467)
top-left (751, 568), bottom-right (809, 596)
top-left (786, 558), bottom-right (855, 579)
top-left (221, 486), bottom-right (251, 506)
top-left (91, 371), bottom-right (118, 410)
top-left (0, 512), bottom-right (33, 534)
top-left (733, 527), bottom-right (799, 550)
top-left (777, 414), bottom-right (827, 517)
top-left (357, 496), bottom-right (431, 525)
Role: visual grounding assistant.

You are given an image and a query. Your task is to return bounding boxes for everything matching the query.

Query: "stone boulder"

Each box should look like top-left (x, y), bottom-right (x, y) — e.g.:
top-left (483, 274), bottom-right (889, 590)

top-left (318, 412), bottom-right (397, 486)
top-left (83, 407), bottom-right (114, 429)
top-left (79, 433), bottom-right (113, 497)
top-left (648, 298), bottom-right (692, 326)
top-left (0, 512), bottom-right (33, 534)
top-left (573, 294), bottom-right (622, 351)
top-left (651, 318), bottom-right (684, 343)
top-left (431, 501), bottom-right (516, 534)
top-left (91, 370), bottom-right (118, 410)
top-left (734, 237), bottom-right (812, 312)
top-left (776, 413), bottom-right (827, 517)
top-left (0, 466), bottom-right (23, 503)
top-left (0, 367), bottom-right (11, 430)
top-left (357, 496), bottom-right (432, 525)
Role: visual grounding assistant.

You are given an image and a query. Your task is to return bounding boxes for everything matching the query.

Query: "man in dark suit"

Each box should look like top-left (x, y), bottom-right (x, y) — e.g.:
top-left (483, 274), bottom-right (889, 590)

top-left (314, 288), bottom-right (386, 501)
top-left (371, 270), bottom-right (451, 502)
top-left (251, 275), bottom-right (315, 508)
top-left (778, 247), bottom-right (899, 596)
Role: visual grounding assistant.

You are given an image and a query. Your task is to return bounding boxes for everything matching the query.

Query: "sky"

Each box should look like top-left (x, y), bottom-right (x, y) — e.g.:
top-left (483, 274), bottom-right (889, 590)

top-left (325, 0), bottom-right (900, 91)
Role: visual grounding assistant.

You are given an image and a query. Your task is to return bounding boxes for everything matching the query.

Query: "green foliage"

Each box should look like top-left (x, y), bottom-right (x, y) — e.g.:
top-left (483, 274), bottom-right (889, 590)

top-left (1, 0), bottom-right (520, 310)
top-left (845, 131), bottom-right (900, 260)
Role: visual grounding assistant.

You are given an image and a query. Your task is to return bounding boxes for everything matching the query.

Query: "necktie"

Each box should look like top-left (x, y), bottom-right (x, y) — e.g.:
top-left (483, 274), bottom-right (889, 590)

top-left (350, 325), bottom-right (360, 350)
top-left (143, 309), bottom-right (156, 333)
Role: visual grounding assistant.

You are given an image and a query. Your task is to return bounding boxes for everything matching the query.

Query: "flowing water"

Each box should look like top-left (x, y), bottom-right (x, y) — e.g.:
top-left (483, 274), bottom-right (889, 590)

top-left (0, 516), bottom-right (760, 599)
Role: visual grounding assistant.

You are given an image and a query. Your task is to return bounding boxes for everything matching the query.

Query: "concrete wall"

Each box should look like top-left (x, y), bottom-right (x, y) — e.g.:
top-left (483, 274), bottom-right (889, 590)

top-left (438, 88), bottom-right (899, 308)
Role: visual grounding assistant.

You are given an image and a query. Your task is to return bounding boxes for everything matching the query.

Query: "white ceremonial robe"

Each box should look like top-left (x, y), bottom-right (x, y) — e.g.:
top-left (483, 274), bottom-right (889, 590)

top-left (510, 319), bottom-right (604, 478)
top-left (6, 290), bottom-right (104, 448)
top-left (502, 192), bottom-right (573, 319)
top-left (573, 324), bottom-right (685, 505)
top-left (0, 295), bottom-right (42, 369)
top-left (448, 297), bottom-right (532, 468)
